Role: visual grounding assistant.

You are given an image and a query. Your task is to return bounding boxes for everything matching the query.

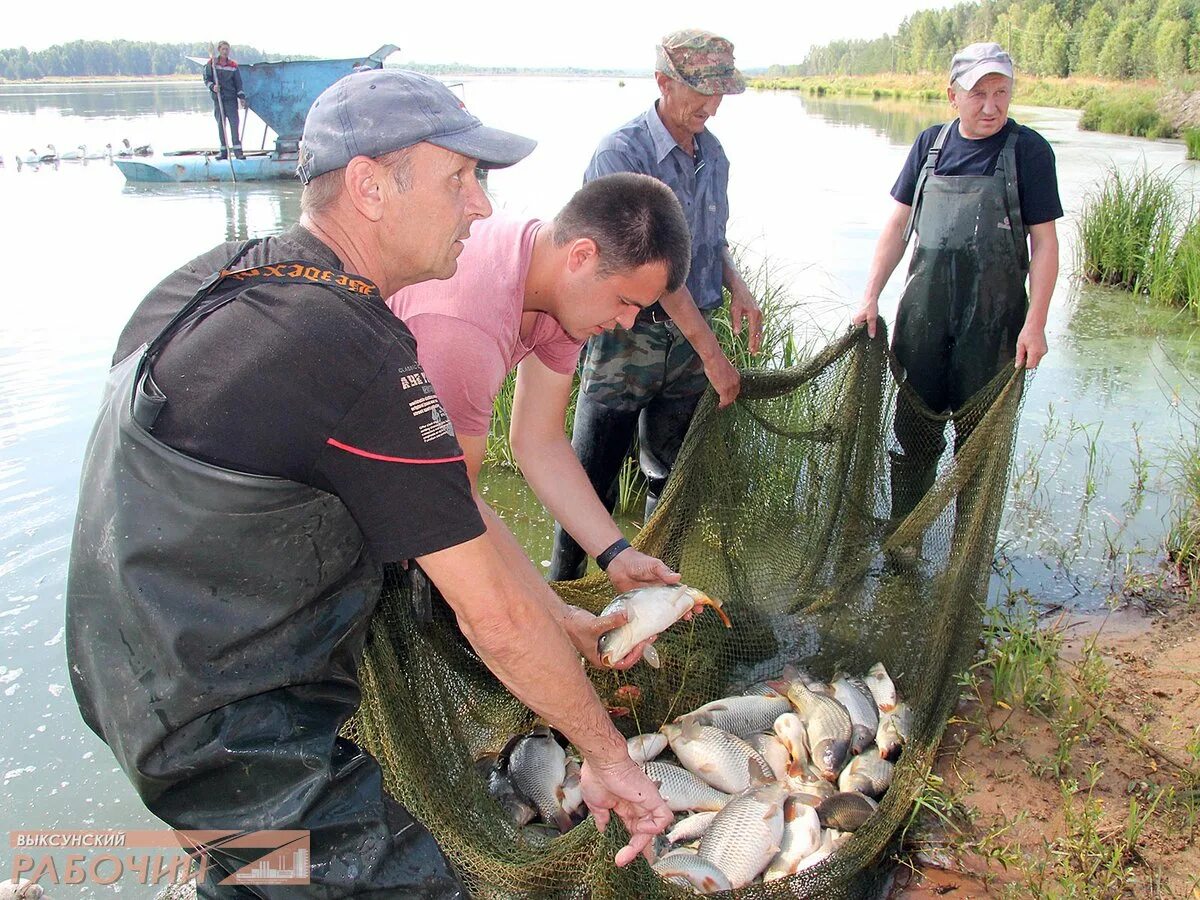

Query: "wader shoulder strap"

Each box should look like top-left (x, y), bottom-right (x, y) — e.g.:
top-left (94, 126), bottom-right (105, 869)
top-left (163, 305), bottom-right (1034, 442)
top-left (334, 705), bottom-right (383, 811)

top-left (133, 243), bottom-right (381, 430)
top-left (998, 123), bottom-right (1030, 271)
top-left (903, 120), bottom-right (955, 243)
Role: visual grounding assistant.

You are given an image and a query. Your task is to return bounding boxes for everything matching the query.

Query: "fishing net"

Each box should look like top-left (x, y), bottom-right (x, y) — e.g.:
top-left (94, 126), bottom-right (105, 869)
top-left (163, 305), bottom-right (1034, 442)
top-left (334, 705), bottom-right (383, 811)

top-left (346, 322), bottom-right (1024, 898)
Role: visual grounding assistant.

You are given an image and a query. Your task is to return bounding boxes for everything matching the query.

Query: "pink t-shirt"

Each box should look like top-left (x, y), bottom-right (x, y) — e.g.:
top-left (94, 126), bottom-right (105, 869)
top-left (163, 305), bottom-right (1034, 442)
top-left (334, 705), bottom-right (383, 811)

top-left (387, 215), bottom-right (584, 437)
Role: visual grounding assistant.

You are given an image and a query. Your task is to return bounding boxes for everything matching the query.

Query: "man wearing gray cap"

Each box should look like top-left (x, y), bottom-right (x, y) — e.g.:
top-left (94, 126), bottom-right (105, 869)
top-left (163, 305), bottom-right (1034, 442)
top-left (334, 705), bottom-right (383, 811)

top-left (65, 69), bottom-right (671, 897)
top-left (853, 42), bottom-right (1062, 520)
top-left (551, 29), bottom-right (763, 583)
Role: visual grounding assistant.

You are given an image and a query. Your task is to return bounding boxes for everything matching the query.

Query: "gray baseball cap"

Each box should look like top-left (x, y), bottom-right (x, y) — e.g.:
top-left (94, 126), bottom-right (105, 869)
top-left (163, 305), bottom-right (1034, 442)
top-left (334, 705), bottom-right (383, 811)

top-left (297, 69), bottom-right (536, 183)
top-left (948, 42), bottom-right (1014, 90)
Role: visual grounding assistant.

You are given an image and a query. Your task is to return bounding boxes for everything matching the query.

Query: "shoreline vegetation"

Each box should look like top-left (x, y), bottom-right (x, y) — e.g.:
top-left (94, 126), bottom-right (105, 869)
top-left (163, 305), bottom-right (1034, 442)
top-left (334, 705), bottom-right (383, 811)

top-left (749, 73), bottom-right (1187, 140)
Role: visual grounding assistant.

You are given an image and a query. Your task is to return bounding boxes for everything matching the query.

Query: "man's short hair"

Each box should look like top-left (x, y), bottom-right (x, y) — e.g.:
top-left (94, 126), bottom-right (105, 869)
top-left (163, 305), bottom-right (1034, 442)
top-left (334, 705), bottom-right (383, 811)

top-left (552, 173), bottom-right (691, 293)
top-left (300, 147), bottom-right (413, 216)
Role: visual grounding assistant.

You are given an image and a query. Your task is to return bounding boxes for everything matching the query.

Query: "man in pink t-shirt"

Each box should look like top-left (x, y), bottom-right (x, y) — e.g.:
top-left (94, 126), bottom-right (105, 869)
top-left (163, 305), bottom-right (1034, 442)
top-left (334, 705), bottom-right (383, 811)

top-left (389, 174), bottom-right (692, 593)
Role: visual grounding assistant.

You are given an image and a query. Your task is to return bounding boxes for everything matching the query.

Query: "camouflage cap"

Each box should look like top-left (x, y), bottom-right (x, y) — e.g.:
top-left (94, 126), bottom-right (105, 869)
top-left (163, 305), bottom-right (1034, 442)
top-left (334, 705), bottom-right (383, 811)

top-left (655, 29), bottom-right (746, 96)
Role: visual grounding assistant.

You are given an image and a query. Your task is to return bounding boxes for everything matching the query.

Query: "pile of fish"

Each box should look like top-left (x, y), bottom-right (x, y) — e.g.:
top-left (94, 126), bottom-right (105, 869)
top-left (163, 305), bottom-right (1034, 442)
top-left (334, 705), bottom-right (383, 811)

top-left (475, 725), bottom-right (586, 839)
top-left (640, 663), bottom-right (911, 892)
top-left (473, 585), bottom-right (912, 891)
top-left (477, 663), bottom-right (911, 892)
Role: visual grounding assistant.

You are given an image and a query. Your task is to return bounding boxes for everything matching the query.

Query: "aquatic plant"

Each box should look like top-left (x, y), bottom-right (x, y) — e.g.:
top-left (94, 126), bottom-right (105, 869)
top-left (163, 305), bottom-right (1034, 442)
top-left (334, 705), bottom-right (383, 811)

top-left (1185, 127), bottom-right (1200, 160)
top-left (1077, 165), bottom-right (1180, 292)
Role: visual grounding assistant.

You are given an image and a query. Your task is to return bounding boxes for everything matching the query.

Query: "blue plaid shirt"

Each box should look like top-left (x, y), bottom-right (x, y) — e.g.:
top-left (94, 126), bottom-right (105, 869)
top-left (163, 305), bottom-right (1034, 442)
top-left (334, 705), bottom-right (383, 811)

top-left (584, 103), bottom-right (731, 310)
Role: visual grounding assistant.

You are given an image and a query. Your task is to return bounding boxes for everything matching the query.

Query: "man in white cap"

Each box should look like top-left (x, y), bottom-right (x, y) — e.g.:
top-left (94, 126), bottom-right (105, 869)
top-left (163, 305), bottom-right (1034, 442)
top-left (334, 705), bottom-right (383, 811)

top-left (853, 42), bottom-right (1062, 520)
top-left (66, 69), bottom-right (671, 897)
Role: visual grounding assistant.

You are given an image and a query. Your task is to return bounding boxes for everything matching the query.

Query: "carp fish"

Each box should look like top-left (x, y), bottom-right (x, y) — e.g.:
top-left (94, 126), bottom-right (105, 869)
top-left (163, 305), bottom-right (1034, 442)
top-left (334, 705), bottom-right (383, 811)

top-left (597, 584), bottom-right (730, 668)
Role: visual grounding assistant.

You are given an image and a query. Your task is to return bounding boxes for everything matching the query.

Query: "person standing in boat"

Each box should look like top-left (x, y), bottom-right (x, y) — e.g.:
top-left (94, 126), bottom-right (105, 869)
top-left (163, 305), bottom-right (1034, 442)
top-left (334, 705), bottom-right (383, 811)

top-left (852, 42), bottom-right (1062, 520)
top-left (550, 28), bottom-right (762, 582)
top-left (203, 40), bottom-right (247, 160)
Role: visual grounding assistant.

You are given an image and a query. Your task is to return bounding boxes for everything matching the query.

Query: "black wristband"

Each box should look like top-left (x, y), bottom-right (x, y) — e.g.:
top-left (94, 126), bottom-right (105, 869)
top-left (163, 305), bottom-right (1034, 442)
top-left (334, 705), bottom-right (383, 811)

top-left (595, 538), bottom-right (632, 572)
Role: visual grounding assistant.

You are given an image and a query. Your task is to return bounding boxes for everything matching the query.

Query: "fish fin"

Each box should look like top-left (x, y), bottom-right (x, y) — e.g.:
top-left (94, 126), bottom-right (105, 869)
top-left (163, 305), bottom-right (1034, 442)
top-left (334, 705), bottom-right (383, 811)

top-left (643, 644), bottom-right (661, 669)
top-left (697, 761), bottom-right (717, 774)
top-left (749, 757), bottom-right (773, 785)
top-left (552, 808), bottom-right (574, 834)
top-left (703, 597), bottom-right (733, 628)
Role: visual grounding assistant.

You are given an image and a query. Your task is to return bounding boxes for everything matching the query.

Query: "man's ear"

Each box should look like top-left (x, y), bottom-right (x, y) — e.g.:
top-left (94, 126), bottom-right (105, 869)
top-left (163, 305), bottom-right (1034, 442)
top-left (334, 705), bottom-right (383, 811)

top-left (344, 156), bottom-right (385, 222)
top-left (565, 237), bottom-right (599, 274)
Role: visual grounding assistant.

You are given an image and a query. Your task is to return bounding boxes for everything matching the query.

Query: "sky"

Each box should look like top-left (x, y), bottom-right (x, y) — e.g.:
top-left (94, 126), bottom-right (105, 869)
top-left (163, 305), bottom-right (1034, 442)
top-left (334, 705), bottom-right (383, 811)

top-left (8, 0), bottom-right (955, 70)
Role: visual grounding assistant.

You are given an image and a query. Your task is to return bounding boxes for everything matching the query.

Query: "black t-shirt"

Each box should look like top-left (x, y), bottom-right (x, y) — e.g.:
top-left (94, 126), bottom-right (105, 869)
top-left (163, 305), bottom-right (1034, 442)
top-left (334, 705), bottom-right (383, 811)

top-left (890, 119), bottom-right (1063, 227)
top-left (114, 225), bottom-right (485, 564)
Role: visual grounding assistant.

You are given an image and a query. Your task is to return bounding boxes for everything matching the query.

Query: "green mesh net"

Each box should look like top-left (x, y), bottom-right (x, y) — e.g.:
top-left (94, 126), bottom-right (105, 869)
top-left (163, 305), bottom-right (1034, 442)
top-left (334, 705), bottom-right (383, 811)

top-left (346, 323), bottom-right (1025, 898)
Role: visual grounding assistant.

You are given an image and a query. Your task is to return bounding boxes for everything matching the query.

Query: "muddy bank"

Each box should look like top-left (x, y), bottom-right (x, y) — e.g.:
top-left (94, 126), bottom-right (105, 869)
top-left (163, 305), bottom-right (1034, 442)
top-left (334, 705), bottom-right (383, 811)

top-left (893, 588), bottom-right (1200, 896)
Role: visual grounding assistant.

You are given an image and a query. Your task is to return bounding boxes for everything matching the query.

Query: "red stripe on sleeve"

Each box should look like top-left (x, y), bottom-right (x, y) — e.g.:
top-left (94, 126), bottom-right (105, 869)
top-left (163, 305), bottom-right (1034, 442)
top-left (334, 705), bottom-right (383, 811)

top-left (326, 437), bottom-right (465, 465)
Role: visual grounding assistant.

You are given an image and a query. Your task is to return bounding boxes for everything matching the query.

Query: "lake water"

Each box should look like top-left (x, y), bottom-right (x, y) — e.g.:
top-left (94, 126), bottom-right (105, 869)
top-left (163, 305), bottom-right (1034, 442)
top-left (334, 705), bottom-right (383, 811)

top-left (2, 76), bottom-right (1199, 893)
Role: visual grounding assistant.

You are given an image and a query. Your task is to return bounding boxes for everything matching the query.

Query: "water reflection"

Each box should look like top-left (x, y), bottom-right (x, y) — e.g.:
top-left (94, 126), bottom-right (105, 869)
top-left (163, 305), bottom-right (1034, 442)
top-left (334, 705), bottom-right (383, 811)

top-left (0, 81), bottom-right (209, 118)
top-left (793, 93), bottom-right (947, 147)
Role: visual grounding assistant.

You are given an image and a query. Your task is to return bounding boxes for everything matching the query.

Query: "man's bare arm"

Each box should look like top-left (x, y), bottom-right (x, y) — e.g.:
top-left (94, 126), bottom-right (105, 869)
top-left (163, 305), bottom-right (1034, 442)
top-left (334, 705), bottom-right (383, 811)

top-left (854, 200), bottom-right (912, 337)
top-left (1015, 220), bottom-right (1058, 370)
top-left (509, 357), bottom-right (680, 591)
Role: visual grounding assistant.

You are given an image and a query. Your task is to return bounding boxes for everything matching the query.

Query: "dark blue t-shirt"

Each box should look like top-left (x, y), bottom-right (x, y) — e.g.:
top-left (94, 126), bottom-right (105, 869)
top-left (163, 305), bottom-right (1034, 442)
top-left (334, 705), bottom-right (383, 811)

top-left (890, 119), bottom-right (1063, 227)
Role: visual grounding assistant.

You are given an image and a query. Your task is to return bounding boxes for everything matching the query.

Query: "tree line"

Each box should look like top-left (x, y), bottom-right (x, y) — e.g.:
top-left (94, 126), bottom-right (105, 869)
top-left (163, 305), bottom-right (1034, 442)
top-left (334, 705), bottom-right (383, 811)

top-left (0, 41), bottom-right (277, 80)
top-left (772, 0), bottom-right (1200, 81)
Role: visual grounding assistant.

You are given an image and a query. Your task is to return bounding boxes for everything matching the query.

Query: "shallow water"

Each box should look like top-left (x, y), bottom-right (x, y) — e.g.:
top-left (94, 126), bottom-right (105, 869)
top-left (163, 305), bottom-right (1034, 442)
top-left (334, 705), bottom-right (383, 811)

top-left (1, 76), bottom-right (1198, 891)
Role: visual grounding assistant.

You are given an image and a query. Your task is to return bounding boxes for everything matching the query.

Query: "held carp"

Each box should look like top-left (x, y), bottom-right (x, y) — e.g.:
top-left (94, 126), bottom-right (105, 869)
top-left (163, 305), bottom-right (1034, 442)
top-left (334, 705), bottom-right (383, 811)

top-left (597, 584), bottom-right (731, 668)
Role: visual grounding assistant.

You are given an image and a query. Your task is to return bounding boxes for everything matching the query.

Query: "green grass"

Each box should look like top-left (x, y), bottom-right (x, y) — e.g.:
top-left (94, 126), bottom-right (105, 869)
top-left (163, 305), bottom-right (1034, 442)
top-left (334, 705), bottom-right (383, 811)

top-left (1185, 128), bottom-right (1200, 160)
top-left (1079, 90), bottom-right (1175, 139)
top-left (750, 74), bottom-right (1165, 133)
top-left (1167, 419), bottom-right (1200, 595)
top-left (1077, 165), bottom-right (1181, 294)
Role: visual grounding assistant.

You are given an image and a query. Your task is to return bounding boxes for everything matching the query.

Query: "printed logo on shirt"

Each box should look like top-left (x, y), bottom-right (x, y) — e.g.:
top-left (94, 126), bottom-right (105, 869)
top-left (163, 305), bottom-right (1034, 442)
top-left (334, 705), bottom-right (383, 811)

top-left (998, 216), bottom-right (1012, 231)
top-left (399, 364), bottom-right (456, 443)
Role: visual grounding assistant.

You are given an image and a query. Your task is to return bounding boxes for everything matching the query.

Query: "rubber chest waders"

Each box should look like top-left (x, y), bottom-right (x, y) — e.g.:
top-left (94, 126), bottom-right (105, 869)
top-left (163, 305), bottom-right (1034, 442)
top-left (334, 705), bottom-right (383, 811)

top-left (65, 244), bottom-right (465, 898)
top-left (890, 119), bottom-right (1028, 519)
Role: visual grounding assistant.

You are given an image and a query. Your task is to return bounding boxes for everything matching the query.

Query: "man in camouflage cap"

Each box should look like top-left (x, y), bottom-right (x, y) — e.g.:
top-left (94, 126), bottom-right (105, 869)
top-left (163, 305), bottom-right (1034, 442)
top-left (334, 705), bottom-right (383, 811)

top-left (551, 29), bottom-right (763, 582)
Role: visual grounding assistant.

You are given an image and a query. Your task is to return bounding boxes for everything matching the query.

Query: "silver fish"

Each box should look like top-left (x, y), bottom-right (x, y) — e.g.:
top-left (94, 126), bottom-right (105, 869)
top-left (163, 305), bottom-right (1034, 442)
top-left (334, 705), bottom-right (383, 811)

top-left (795, 829), bottom-right (838, 871)
top-left (876, 701), bottom-right (912, 761)
top-left (597, 585), bottom-right (730, 668)
top-left (763, 796), bottom-right (822, 881)
top-left (678, 694), bottom-right (792, 737)
top-left (866, 661), bottom-right (898, 713)
top-left (838, 747), bottom-right (894, 798)
top-left (785, 681), bottom-right (853, 781)
top-left (816, 791), bottom-right (878, 831)
top-left (772, 712), bottom-right (810, 775)
top-left (475, 753), bottom-right (537, 827)
top-left (651, 849), bottom-right (733, 894)
top-left (784, 769), bottom-right (837, 802)
top-left (742, 680), bottom-right (783, 697)
top-left (697, 781), bottom-right (788, 889)
top-left (627, 732), bottom-right (669, 765)
top-left (771, 663), bottom-right (834, 697)
top-left (832, 675), bottom-right (880, 755)
top-left (506, 726), bottom-right (572, 832)
top-left (666, 810), bottom-right (718, 845)
top-left (661, 721), bottom-right (774, 794)
top-left (561, 759), bottom-right (585, 817)
top-left (642, 761), bottom-right (733, 812)
top-left (745, 732), bottom-right (791, 781)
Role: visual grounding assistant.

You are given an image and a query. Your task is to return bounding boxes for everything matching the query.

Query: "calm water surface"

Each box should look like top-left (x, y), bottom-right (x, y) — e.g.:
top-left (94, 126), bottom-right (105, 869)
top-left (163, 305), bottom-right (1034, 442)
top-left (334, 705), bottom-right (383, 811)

top-left (1, 76), bottom-right (1198, 891)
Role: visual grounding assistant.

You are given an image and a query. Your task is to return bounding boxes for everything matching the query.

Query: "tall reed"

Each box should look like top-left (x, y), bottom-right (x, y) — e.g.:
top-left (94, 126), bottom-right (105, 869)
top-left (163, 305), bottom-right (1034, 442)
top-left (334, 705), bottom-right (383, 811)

top-left (1186, 128), bottom-right (1200, 161)
top-left (1077, 165), bottom-right (1180, 293)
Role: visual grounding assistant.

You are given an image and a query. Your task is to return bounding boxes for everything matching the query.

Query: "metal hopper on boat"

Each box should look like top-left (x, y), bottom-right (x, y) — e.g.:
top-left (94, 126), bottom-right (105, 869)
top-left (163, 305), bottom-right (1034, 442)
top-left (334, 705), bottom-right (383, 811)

top-left (115, 44), bottom-right (398, 183)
